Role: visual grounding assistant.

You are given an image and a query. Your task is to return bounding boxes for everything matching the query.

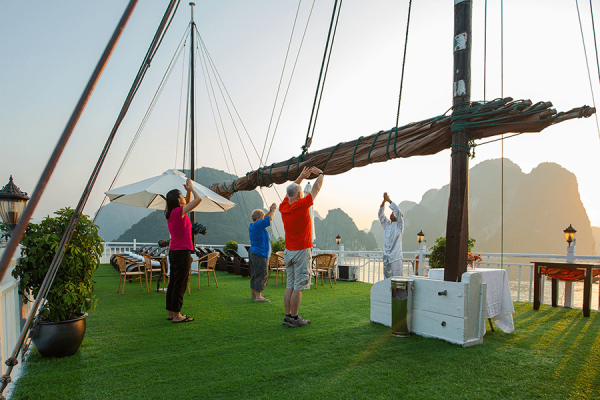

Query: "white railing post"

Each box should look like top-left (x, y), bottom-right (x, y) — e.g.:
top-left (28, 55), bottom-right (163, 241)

top-left (338, 243), bottom-right (345, 279)
top-left (133, 239), bottom-right (137, 251)
top-left (417, 239), bottom-right (426, 276)
top-left (564, 239), bottom-right (576, 308)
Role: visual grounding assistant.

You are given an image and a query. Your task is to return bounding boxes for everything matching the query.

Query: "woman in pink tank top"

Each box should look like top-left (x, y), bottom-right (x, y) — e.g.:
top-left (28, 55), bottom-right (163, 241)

top-left (164, 178), bottom-right (202, 323)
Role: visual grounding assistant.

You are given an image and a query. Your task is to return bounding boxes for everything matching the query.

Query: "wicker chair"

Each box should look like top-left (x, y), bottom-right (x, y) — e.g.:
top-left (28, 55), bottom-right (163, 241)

top-left (190, 252), bottom-right (219, 289)
top-left (115, 255), bottom-right (148, 294)
top-left (142, 254), bottom-right (164, 290)
top-left (312, 253), bottom-right (337, 288)
top-left (267, 252), bottom-right (286, 286)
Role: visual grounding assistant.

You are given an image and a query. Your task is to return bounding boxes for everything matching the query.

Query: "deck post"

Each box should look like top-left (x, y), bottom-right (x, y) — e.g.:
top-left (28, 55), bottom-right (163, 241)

top-left (444, 0), bottom-right (472, 282)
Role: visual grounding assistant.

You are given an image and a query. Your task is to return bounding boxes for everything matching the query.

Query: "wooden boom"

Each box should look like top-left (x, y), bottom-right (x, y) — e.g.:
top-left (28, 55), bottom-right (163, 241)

top-left (209, 97), bottom-right (595, 198)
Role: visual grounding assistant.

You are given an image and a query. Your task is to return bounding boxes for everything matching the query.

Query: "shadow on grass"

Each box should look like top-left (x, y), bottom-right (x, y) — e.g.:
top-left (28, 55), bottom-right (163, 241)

top-left (11, 265), bottom-right (600, 400)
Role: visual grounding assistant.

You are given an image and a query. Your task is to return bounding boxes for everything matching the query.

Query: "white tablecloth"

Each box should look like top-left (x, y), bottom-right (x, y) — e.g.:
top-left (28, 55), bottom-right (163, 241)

top-left (428, 268), bottom-right (515, 333)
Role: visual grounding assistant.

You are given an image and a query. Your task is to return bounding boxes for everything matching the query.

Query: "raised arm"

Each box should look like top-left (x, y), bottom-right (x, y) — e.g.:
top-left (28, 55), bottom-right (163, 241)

top-left (309, 167), bottom-right (324, 200)
top-left (389, 202), bottom-right (404, 232)
top-left (294, 166), bottom-right (311, 185)
top-left (379, 193), bottom-right (390, 226)
top-left (182, 178), bottom-right (202, 215)
top-left (266, 203), bottom-right (277, 221)
top-left (378, 203), bottom-right (389, 226)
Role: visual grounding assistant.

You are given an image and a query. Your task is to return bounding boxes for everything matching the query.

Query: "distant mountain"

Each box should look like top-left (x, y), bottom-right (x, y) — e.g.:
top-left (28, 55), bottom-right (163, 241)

top-left (370, 219), bottom-right (383, 250)
top-left (103, 161), bottom-right (597, 256)
top-left (591, 227), bottom-right (600, 255)
top-left (368, 159), bottom-right (597, 255)
top-left (94, 203), bottom-right (153, 242)
top-left (314, 208), bottom-right (378, 251)
top-left (115, 167), bottom-right (265, 245)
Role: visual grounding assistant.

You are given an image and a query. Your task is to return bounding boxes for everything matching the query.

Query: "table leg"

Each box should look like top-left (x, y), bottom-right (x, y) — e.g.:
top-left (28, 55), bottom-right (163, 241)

top-left (533, 264), bottom-right (541, 310)
top-left (551, 278), bottom-right (558, 307)
top-left (583, 266), bottom-right (591, 317)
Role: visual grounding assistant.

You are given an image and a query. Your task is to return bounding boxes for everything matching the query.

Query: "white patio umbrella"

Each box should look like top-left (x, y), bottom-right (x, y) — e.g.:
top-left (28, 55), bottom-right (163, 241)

top-left (105, 169), bottom-right (236, 212)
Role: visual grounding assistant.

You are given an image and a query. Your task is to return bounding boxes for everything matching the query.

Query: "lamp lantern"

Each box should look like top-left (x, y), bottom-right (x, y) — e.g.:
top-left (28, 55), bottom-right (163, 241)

top-left (417, 230), bottom-right (425, 244)
top-left (0, 176), bottom-right (29, 234)
top-left (563, 224), bottom-right (577, 246)
top-left (335, 234), bottom-right (341, 245)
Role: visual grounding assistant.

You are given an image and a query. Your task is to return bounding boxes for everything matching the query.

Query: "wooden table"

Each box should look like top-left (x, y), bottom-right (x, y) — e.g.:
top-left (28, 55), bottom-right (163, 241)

top-left (532, 261), bottom-right (600, 317)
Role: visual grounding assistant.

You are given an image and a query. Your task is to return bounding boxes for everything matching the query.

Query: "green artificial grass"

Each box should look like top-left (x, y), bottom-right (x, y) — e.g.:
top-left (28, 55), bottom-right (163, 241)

top-left (10, 264), bottom-right (600, 399)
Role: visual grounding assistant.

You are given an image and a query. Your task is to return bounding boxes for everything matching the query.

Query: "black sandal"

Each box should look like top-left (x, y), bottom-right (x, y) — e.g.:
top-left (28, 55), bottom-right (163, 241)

top-left (173, 316), bottom-right (194, 323)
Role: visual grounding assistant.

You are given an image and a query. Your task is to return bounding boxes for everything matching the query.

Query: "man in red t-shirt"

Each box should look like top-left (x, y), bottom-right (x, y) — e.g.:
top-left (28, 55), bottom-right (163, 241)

top-left (279, 166), bottom-right (324, 327)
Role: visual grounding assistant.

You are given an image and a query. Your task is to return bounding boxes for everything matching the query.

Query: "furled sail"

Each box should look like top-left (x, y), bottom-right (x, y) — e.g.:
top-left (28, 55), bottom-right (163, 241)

top-left (209, 98), bottom-right (595, 198)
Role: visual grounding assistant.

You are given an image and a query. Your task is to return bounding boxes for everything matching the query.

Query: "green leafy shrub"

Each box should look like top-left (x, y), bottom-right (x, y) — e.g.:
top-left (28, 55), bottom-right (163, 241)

top-left (271, 236), bottom-right (285, 253)
top-left (428, 236), bottom-right (476, 269)
top-left (223, 240), bottom-right (238, 255)
top-left (12, 208), bottom-right (104, 322)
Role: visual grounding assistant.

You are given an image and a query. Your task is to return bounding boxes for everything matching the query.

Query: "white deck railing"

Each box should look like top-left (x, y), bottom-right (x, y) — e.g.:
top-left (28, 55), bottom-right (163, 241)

top-left (102, 242), bottom-right (600, 308)
top-left (312, 247), bottom-right (600, 311)
top-left (0, 248), bottom-right (32, 397)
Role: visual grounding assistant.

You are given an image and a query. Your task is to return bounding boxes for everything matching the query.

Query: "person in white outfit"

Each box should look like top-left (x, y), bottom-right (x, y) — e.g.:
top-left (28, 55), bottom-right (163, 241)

top-left (379, 192), bottom-right (404, 278)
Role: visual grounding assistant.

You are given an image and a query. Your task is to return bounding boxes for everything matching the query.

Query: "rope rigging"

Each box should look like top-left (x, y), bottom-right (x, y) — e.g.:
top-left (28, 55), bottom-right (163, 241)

top-left (395, 0), bottom-right (412, 131)
top-left (302, 0), bottom-right (343, 156)
top-left (194, 26), bottom-right (296, 237)
top-left (174, 38), bottom-right (188, 169)
top-left (576, 0), bottom-right (600, 139)
top-left (263, 0), bottom-right (317, 169)
top-left (194, 31), bottom-right (252, 228)
top-left (94, 24), bottom-right (190, 221)
top-left (0, 1), bottom-right (180, 395)
top-left (261, 0), bottom-right (304, 166)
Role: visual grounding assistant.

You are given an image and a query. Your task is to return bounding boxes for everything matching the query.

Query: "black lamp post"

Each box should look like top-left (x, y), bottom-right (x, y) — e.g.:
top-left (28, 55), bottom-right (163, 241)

top-left (563, 224), bottom-right (577, 247)
top-left (417, 230), bottom-right (425, 244)
top-left (0, 176), bottom-right (29, 234)
top-left (335, 234), bottom-right (341, 245)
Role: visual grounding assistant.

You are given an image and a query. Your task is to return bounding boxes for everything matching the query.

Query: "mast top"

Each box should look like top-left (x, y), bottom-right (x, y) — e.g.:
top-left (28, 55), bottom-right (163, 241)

top-left (190, 2), bottom-right (195, 21)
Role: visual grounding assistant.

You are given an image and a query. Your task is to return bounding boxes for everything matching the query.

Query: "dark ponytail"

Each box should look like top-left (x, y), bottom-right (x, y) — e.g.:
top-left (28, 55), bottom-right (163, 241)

top-left (165, 189), bottom-right (181, 220)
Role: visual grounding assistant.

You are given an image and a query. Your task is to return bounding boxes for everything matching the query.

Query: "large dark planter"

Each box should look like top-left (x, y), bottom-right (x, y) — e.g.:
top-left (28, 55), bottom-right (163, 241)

top-left (31, 312), bottom-right (88, 358)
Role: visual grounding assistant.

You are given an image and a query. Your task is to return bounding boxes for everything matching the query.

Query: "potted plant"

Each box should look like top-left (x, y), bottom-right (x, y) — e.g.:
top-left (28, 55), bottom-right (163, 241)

top-left (11, 207), bottom-right (103, 358)
top-left (222, 240), bottom-right (238, 255)
top-left (271, 237), bottom-right (285, 253)
top-left (428, 236), bottom-right (476, 270)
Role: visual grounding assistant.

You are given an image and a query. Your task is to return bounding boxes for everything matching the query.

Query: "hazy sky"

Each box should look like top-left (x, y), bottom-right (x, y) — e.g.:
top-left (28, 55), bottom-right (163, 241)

top-left (2, 1), bottom-right (600, 240)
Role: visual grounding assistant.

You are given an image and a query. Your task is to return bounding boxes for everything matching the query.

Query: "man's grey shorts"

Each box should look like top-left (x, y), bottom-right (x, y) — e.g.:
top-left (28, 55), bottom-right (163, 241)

top-left (284, 248), bottom-right (312, 291)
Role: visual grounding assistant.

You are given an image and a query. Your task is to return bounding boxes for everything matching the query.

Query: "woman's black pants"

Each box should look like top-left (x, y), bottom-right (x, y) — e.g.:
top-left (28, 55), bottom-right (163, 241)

top-left (166, 250), bottom-right (191, 313)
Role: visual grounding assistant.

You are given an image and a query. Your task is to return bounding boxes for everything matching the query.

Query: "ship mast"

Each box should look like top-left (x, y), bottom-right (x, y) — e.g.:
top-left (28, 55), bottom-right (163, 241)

top-left (444, 0), bottom-right (472, 282)
top-left (189, 2), bottom-right (196, 231)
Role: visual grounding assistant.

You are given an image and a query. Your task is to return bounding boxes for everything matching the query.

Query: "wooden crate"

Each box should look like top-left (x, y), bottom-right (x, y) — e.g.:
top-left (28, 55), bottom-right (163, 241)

top-left (370, 272), bottom-right (487, 347)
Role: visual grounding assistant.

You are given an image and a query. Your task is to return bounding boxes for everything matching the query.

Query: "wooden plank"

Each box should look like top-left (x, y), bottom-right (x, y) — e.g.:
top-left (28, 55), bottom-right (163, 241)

top-left (370, 301), bottom-right (391, 327)
top-left (463, 271), bottom-right (485, 343)
top-left (412, 279), bottom-right (467, 318)
top-left (370, 279), bottom-right (391, 304)
top-left (411, 309), bottom-right (467, 346)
